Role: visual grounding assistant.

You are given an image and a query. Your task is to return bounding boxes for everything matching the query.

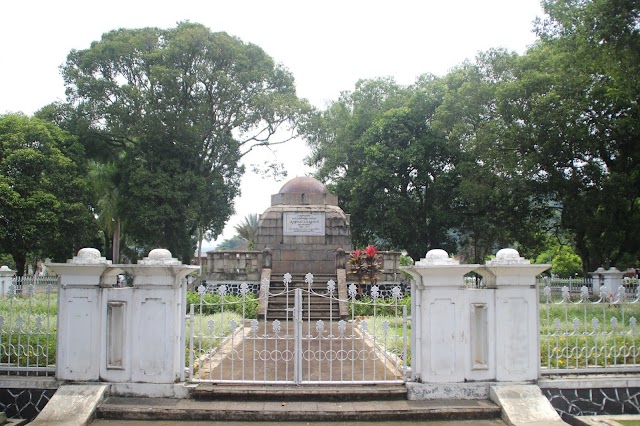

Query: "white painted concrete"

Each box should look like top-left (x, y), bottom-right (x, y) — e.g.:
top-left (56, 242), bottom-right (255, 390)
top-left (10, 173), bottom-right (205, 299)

top-left (403, 248), bottom-right (550, 385)
top-left (490, 384), bottom-right (568, 425)
top-left (47, 248), bottom-right (198, 385)
top-left (30, 384), bottom-right (108, 426)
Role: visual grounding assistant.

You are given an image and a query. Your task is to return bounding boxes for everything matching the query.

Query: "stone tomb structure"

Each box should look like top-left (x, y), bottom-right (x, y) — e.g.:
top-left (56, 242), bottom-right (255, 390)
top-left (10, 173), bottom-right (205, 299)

top-left (254, 176), bottom-right (352, 275)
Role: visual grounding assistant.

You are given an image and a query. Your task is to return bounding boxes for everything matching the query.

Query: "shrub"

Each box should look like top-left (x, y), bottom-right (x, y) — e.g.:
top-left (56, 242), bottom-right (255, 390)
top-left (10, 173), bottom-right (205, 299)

top-left (186, 291), bottom-right (258, 319)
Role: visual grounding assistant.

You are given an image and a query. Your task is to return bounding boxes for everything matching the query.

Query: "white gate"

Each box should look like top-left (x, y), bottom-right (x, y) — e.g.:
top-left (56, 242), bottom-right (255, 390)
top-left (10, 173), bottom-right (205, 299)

top-left (187, 274), bottom-right (408, 385)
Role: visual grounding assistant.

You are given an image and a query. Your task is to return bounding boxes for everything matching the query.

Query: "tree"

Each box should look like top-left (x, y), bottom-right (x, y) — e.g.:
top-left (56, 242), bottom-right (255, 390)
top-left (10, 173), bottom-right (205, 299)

top-left (61, 22), bottom-right (309, 262)
top-left (215, 236), bottom-right (247, 251)
top-left (304, 78), bottom-right (420, 252)
top-left (0, 114), bottom-right (96, 275)
top-left (516, 0), bottom-right (640, 271)
top-left (234, 213), bottom-right (259, 250)
top-left (88, 161), bottom-right (121, 262)
top-left (434, 51), bottom-right (554, 262)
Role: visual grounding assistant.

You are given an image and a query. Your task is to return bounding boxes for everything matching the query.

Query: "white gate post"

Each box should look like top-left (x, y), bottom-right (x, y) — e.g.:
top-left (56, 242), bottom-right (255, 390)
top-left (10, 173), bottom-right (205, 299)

top-left (47, 248), bottom-right (115, 381)
top-left (402, 250), bottom-right (479, 383)
top-left (116, 249), bottom-right (198, 384)
top-left (480, 249), bottom-right (550, 382)
top-left (0, 266), bottom-right (15, 298)
top-left (601, 267), bottom-right (625, 298)
top-left (590, 267), bottom-right (606, 296)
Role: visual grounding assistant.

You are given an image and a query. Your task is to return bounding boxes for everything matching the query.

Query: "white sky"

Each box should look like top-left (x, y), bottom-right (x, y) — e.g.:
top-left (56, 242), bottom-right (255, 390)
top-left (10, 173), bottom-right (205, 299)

top-left (0, 0), bottom-right (545, 250)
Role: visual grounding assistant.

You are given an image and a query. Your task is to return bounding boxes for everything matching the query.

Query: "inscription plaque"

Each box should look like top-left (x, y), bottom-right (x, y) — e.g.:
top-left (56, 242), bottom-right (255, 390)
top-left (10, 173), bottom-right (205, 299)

top-left (283, 212), bottom-right (325, 236)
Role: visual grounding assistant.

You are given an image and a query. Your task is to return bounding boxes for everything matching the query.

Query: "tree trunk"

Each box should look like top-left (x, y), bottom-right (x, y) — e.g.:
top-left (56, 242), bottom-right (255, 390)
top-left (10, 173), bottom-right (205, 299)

top-left (112, 220), bottom-right (121, 263)
top-left (12, 252), bottom-right (27, 277)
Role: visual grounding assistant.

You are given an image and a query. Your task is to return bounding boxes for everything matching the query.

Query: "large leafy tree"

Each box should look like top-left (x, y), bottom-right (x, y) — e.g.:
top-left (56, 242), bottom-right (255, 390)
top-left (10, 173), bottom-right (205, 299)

top-left (61, 22), bottom-right (308, 261)
top-left (306, 77), bottom-right (466, 260)
top-left (435, 51), bottom-right (554, 262)
top-left (515, 0), bottom-right (640, 270)
top-left (0, 114), bottom-right (96, 275)
top-left (304, 78), bottom-right (413, 250)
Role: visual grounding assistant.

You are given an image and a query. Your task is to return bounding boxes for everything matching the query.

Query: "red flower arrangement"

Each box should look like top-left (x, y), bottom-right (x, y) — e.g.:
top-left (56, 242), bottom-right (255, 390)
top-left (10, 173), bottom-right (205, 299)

top-left (348, 245), bottom-right (383, 296)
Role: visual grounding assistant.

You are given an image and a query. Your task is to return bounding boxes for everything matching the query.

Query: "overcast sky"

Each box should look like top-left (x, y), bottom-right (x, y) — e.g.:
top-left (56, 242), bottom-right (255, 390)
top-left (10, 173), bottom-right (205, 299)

top-left (1, 0), bottom-right (545, 249)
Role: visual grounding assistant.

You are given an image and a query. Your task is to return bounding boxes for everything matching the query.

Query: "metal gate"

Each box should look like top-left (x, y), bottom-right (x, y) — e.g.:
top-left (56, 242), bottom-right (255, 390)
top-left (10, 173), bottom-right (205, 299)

top-left (187, 274), bottom-right (408, 385)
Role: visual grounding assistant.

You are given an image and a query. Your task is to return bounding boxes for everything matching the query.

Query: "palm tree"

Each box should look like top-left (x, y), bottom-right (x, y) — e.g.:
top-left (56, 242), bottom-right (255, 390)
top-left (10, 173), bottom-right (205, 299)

top-left (89, 161), bottom-right (122, 262)
top-left (234, 213), bottom-right (259, 250)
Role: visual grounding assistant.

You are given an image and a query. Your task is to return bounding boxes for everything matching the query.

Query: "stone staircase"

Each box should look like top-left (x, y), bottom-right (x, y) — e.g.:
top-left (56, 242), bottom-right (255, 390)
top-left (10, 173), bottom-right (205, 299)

top-left (95, 384), bottom-right (502, 422)
top-left (266, 272), bottom-right (343, 321)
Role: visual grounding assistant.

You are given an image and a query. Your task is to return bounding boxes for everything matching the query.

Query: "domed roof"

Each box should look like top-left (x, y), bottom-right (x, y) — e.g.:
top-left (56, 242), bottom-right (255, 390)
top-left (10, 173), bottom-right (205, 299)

top-left (279, 176), bottom-right (327, 194)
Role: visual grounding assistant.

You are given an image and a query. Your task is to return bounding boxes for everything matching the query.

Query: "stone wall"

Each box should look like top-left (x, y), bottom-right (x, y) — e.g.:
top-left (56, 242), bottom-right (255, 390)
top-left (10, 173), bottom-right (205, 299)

top-left (543, 387), bottom-right (640, 420)
top-left (255, 205), bottom-right (352, 275)
top-left (0, 386), bottom-right (56, 421)
top-left (206, 250), bottom-right (263, 281)
top-left (540, 378), bottom-right (640, 422)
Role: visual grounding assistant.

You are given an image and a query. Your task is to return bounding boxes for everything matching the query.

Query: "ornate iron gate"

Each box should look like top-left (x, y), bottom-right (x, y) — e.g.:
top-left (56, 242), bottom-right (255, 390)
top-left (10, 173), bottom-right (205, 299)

top-left (187, 274), bottom-right (408, 385)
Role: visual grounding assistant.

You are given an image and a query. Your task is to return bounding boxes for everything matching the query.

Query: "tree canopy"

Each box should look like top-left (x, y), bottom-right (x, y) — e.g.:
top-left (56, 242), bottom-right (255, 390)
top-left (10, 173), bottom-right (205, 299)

top-left (0, 114), bottom-right (96, 275)
top-left (305, 0), bottom-right (640, 270)
top-left (59, 22), bottom-right (309, 261)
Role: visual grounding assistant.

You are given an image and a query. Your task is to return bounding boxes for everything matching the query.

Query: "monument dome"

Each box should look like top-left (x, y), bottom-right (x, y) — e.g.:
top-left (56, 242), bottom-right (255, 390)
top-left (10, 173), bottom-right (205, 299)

top-left (279, 176), bottom-right (328, 195)
top-left (271, 176), bottom-right (338, 206)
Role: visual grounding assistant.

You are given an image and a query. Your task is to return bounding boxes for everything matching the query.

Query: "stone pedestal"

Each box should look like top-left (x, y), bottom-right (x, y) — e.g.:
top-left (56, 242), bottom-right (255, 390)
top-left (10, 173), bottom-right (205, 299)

top-left (254, 176), bottom-right (352, 275)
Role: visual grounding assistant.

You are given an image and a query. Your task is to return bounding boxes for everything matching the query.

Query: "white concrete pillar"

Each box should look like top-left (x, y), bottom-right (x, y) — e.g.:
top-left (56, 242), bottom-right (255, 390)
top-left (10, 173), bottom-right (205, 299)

top-left (46, 248), bottom-right (113, 381)
top-left (480, 249), bottom-right (550, 382)
top-left (403, 250), bottom-right (479, 383)
top-left (590, 267), bottom-right (606, 296)
top-left (116, 249), bottom-right (198, 384)
top-left (0, 266), bottom-right (15, 297)
top-left (600, 267), bottom-right (625, 299)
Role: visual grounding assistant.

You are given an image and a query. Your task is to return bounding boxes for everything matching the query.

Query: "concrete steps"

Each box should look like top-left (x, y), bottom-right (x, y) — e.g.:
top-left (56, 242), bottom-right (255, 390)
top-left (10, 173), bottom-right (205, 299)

top-left (266, 273), bottom-right (342, 320)
top-left (95, 384), bottom-right (502, 422)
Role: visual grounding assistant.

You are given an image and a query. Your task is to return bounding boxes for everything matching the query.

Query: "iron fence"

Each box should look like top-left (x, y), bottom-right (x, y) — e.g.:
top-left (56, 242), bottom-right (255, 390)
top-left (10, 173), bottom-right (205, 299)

top-left (537, 276), bottom-right (593, 294)
top-left (0, 275), bottom-right (58, 376)
top-left (540, 285), bottom-right (640, 374)
top-left (187, 273), bottom-right (409, 385)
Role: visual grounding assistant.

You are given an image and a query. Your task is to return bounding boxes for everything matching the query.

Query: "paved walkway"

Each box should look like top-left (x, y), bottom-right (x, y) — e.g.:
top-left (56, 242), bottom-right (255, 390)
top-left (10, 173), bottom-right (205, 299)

top-left (195, 320), bottom-right (405, 383)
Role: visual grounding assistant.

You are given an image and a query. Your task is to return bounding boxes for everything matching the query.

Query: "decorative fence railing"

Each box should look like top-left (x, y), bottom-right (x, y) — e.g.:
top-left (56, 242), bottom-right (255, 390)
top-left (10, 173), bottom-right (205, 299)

top-left (0, 275), bottom-right (58, 376)
top-left (200, 280), bottom-right (411, 298)
top-left (187, 275), bottom-right (409, 385)
top-left (540, 285), bottom-right (640, 374)
top-left (537, 276), bottom-right (594, 294)
top-left (202, 281), bottom-right (262, 296)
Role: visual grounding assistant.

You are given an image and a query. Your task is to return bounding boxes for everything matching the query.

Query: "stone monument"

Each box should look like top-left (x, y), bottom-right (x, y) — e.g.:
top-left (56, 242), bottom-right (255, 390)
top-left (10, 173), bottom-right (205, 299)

top-left (254, 176), bottom-right (352, 275)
